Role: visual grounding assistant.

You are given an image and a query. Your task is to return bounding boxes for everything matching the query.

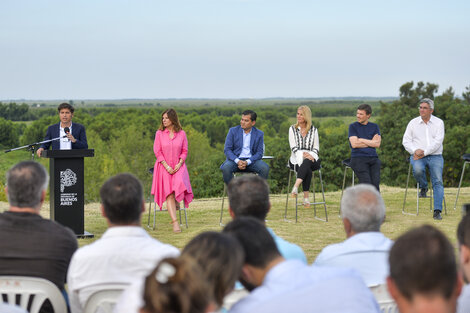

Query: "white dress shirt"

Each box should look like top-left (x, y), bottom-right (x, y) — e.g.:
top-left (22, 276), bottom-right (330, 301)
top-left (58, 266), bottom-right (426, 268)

top-left (59, 123), bottom-right (72, 150)
top-left (402, 115), bottom-right (445, 156)
top-left (314, 232), bottom-right (393, 286)
top-left (229, 260), bottom-right (380, 313)
top-left (67, 226), bottom-right (179, 313)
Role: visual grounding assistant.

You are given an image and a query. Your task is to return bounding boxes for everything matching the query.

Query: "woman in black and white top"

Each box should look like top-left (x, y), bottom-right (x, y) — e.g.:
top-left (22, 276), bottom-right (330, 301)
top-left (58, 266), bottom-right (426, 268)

top-left (289, 105), bottom-right (320, 207)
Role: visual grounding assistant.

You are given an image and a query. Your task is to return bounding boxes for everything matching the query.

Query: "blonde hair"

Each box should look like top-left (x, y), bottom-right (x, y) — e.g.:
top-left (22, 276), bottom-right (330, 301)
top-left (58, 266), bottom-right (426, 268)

top-left (141, 257), bottom-right (212, 313)
top-left (295, 105), bottom-right (312, 130)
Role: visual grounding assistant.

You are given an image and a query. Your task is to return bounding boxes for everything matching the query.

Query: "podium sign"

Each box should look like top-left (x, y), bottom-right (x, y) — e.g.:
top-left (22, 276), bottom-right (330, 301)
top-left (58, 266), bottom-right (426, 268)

top-left (43, 149), bottom-right (94, 237)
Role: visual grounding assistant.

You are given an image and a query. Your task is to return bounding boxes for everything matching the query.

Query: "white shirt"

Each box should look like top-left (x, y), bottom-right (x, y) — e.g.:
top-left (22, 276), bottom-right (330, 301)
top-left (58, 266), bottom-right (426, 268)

top-left (457, 284), bottom-right (470, 313)
top-left (229, 260), bottom-right (380, 313)
top-left (288, 125), bottom-right (319, 165)
top-left (67, 226), bottom-right (180, 313)
top-left (314, 232), bottom-right (393, 286)
top-left (235, 129), bottom-right (252, 165)
top-left (402, 115), bottom-right (445, 156)
top-left (0, 303), bottom-right (28, 313)
top-left (59, 123), bottom-right (72, 150)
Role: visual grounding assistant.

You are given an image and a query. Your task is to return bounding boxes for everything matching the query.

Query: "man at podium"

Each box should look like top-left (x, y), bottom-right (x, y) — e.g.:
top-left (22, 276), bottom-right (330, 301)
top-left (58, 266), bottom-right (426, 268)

top-left (36, 102), bottom-right (88, 158)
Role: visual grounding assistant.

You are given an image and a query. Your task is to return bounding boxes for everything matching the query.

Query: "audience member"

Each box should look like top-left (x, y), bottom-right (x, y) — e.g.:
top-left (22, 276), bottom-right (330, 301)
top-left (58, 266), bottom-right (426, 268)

top-left (223, 217), bottom-right (380, 313)
top-left (67, 173), bottom-right (179, 313)
top-left (0, 161), bottom-right (77, 299)
top-left (220, 110), bottom-right (269, 184)
top-left (227, 175), bottom-right (307, 263)
top-left (457, 213), bottom-right (470, 313)
top-left (140, 257), bottom-right (215, 313)
top-left (314, 184), bottom-right (392, 285)
top-left (387, 225), bottom-right (462, 313)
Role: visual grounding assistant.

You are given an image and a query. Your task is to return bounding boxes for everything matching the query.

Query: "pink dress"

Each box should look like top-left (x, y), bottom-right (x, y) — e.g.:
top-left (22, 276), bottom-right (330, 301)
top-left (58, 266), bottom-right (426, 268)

top-left (151, 129), bottom-right (193, 209)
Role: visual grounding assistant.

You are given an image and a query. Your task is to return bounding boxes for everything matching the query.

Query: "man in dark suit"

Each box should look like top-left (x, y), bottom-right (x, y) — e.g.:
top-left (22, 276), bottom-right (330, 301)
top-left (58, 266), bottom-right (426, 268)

top-left (36, 102), bottom-right (88, 157)
top-left (220, 110), bottom-right (269, 184)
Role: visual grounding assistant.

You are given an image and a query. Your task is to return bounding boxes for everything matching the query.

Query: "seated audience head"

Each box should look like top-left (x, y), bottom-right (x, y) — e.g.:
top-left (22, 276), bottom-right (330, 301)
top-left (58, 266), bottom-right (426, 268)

top-left (227, 175), bottom-right (270, 221)
top-left (387, 225), bottom-right (462, 313)
top-left (223, 217), bottom-right (282, 290)
top-left (140, 257), bottom-right (213, 313)
top-left (182, 231), bottom-right (244, 308)
top-left (99, 173), bottom-right (144, 226)
top-left (457, 212), bottom-right (470, 283)
top-left (295, 105), bottom-right (312, 129)
top-left (6, 161), bottom-right (49, 210)
top-left (341, 184), bottom-right (385, 235)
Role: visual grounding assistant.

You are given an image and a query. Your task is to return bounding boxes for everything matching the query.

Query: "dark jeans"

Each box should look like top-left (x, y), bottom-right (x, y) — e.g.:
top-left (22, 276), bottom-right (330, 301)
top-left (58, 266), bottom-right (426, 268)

top-left (289, 159), bottom-right (321, 191)
top-left (350, 157), bottom-right (381, 191)
top-left (220, 159), bottom-right (270, 184)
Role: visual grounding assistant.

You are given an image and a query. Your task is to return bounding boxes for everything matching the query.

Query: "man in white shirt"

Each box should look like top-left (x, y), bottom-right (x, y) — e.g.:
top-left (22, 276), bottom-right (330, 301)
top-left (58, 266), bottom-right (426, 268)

top-left (402, 98), bottom-right (445, 220)
top-left (387, 225), bottom-right (462, 313)
top-left (223, 217), bottom-right (380, 313)
top-left (67, 173), bottom-right (179, 313)
top-left (314, 184), bottom-right (393, 286)
top-left (457, 213), bottom-right (470, 313)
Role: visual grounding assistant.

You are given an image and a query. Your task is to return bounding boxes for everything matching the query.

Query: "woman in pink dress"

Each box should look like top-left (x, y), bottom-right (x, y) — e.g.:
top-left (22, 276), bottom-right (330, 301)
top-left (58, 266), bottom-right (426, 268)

top-left (151, 108), bottom-right (193, 233)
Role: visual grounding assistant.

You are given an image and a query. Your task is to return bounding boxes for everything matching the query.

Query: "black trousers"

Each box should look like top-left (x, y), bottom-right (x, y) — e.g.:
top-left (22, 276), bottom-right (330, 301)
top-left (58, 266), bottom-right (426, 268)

top-left (350, 157), bottom-right (381, 191)
top-left (289, 159), bottom-right (321, 191)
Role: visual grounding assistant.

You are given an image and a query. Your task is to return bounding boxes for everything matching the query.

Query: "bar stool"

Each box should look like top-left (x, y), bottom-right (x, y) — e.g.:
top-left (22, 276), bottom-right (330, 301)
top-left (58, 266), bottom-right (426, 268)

top-left (454, 153), bottom-right (470, 210)
top-left (219, 156), bottom-right (274, 226)
top-left (284, 163), bottom-right (328, 222)
top-left (402, 161), bottom-right (447, 216)
top-left (339, 158), bottom-right (355, 215)
top-left (146, 167), bottom-right (188, 230)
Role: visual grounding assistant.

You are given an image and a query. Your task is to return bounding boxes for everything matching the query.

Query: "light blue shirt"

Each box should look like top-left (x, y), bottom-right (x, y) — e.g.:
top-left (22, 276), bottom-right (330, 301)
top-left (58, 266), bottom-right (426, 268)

top-left (267, 227), bottom-right (307, 264)
top-left (229, 260), bottom-right (380, 313)
top-left (235, 129), bottom-right (252, 165)
top-left (457, 284), bottom-right (470, 313)
top-left (314, 232), bottom-right (393, 286)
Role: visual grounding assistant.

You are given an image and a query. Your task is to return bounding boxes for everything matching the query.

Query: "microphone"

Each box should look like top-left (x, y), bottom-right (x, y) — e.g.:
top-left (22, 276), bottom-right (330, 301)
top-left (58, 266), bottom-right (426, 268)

top-left (63, 127), bottom-right (70, 138)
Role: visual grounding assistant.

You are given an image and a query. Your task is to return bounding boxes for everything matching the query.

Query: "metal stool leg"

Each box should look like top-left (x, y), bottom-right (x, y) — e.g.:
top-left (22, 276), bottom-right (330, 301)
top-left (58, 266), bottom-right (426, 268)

top-left (455, 161), bottom-right (469, 210)
top-left (284, 170), bottom-right (292, 220)
top-left (312, 169), bottom-right (328, 222)
top-left (220, 184), bottom-right (226, 226)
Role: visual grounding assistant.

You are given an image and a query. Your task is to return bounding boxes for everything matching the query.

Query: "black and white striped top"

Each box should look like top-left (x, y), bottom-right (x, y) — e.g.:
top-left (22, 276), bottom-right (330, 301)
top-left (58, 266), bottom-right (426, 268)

top-left (289, 125), bottom-right (319, 164)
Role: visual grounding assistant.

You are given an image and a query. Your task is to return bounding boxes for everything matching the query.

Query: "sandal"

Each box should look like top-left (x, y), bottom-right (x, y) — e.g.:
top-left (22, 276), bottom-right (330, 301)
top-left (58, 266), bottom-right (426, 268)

top-left (291, 186), bottom-right (298, 197)
top-left (171, 219), bottom-right (182, 233)
top-left (303, 198), bottom-right (311, 208)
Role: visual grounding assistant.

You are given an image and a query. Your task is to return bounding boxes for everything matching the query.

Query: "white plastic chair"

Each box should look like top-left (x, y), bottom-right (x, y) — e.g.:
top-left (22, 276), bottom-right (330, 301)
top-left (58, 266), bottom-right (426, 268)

top-left (0, 276), bottom-right (67, 313)
top-left (83, 284), bottom-right (128, 313)
top-left (369, 283), bottom-right (399, 313)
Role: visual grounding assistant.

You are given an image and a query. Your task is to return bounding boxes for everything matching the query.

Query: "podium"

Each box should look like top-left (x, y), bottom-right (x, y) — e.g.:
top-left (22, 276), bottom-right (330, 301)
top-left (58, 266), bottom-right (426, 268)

top-left (43, 149), bottom-right (94, 238)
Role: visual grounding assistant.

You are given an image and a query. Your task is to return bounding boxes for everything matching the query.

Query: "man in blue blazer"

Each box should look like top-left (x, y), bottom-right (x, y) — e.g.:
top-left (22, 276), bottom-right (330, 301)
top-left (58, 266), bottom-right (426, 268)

top-left (220, 110), bottom-right (269, 184)
top-left (36, 103), bottom-right (88, 157)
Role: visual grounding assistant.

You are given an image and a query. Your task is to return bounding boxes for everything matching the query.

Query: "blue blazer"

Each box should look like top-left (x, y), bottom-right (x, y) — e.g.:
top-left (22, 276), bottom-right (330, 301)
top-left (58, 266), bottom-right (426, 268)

top-left (223, 125), bottom-right (264, 163)
top-left (40, 122), bottom-right (88, 150)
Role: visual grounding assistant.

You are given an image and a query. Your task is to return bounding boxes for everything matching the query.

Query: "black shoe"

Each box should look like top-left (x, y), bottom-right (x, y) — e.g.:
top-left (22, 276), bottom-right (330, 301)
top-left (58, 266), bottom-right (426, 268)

top-left (433, 210), bottom-right (442, 220)
top-left (419, 188), bottom-right (428, 198)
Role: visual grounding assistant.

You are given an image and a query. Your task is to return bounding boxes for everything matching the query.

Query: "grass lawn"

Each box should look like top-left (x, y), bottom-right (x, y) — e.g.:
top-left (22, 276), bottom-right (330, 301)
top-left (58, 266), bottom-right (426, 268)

top-left (1, 186), bottom-right (469, 264)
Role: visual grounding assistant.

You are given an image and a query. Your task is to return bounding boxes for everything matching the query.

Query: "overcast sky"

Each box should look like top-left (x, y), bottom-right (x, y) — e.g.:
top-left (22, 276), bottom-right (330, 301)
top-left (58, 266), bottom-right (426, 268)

top-left (1, 0), bottom-right (469, 100)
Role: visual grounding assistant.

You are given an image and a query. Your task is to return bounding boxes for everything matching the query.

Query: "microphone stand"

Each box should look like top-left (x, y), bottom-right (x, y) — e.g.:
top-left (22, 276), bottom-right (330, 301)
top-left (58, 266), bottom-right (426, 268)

top-left (4, 137), bottom-right (64, 160)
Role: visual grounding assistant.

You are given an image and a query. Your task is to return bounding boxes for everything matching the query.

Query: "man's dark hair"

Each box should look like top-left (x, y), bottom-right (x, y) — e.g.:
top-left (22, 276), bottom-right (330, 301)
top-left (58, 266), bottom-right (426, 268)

top-left (242, 110), bottom-right (257, 121)
top-left (357, 103), bottom-right (372, 115)
top-left (457, 214), bottom-right (470, 247)
top-left (6, 161), bottom-right (49, 208)
top-left (99, 173), bottom-right (143, 225)
top-left (223, 217), bottom-right (280, 268)
top-left (389, 225), bottom-right (457, 300)
top-left (227, 175), bottom-right (270, 220)
top-left (58, 102), bottom-right (75, 113)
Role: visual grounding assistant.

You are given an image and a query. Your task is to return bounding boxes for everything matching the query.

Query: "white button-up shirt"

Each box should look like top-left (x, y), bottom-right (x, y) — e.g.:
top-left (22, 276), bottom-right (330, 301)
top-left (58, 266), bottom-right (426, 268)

top-left (59, 124), bottom-right (72, 150)
top-left (402, 115), bottom-right (445, 156)
top-left (67, 226), bottom-right (179, 313)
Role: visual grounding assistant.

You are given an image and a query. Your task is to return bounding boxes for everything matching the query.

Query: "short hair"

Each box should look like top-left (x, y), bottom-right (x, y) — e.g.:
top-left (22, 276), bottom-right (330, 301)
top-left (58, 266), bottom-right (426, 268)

top-left (6, 161), bottom-right (49, 208)
top-left (57, 102), bottom-right (75, 113)
top-left (141, 257), bottom-right (212, 313)
top-left (242, 110), bottom-right (257, 122)
top-left (99, 173), bottom-right (143, 224)
top-left (295, 105), bottom-right (312, 130)
top-left (182, 232), bottom-right (244, 307)
top-left (420, 98), bottom-right (434, 110)
top-left (227, 175), bottom-right (270, 221)
top-left (389, 225), bottom-right (457, 300)
top-left (223, 216), bottom-right (280, 268)
top-left (457, 214), bottom-right (470, 247)
top-left (159, 108), bottom-right (183, 132)
top-left (357, 103), bottom-right (372, 115)
top-left (340, 184), bottom-right (385, 232)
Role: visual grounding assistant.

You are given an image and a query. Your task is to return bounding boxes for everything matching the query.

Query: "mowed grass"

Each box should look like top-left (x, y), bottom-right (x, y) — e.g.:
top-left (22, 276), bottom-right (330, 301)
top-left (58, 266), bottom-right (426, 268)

top-left (1, 186), bottom-right (469, 264)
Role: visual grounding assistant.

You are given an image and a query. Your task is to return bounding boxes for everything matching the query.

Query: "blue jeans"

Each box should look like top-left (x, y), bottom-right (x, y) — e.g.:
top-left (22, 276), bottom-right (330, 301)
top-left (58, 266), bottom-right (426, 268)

top-left (220, 159), bottom-right (270, 184)
top-left (410, 154), bottom-right (444, 212)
